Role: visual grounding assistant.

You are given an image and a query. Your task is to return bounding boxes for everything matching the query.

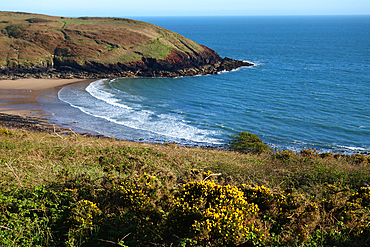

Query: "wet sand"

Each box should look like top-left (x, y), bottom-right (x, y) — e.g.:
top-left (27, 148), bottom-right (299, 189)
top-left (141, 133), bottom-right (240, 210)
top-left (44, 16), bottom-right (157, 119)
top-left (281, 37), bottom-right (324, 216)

top-left (0, 78), bottom-right (95, 134)
top-left (0, 78), bottom-right (94, 117)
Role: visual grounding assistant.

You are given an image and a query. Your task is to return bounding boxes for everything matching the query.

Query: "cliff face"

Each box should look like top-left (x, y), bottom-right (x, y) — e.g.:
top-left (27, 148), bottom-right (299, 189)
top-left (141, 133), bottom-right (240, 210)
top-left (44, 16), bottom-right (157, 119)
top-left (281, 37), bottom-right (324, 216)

top-left (0, 12), bottom-right (253, 79)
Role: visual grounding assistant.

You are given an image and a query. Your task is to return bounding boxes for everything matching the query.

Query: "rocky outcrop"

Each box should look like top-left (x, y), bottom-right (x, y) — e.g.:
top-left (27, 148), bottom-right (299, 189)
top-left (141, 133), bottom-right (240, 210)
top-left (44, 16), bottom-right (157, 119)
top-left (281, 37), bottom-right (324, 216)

top-left (0, 49), bottom-right (253, 80)
top-left (0, 53), bottom-right (253, 80)
top-left (0, 12), bottom-right (253, 80)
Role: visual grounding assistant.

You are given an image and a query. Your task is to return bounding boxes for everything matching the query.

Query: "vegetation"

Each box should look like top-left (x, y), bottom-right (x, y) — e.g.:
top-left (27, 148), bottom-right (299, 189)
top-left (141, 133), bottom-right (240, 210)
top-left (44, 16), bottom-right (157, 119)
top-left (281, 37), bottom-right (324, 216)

top-left (4, 24), bottom-right (26, 38)
top-left (229, 131), bottom-right (272, 154)
top-left (0, 11), bottom-right (206, 68)
top-left (25, 18), bottom-right (52, 23)
top-left (0, 126), bottom-right (370, 246)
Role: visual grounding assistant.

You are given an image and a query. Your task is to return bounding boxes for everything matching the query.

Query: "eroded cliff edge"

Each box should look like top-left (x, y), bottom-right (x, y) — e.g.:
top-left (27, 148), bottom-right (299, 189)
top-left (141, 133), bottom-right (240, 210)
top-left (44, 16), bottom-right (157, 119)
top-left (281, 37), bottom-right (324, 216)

top-left (0, 12), bottom-right (253, 79)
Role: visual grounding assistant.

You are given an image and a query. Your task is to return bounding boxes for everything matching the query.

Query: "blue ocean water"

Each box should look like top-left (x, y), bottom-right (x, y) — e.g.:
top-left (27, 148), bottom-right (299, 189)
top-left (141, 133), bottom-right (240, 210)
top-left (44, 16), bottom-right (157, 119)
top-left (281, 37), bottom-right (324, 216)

top-left (54, 16), bottom-right (370, 153)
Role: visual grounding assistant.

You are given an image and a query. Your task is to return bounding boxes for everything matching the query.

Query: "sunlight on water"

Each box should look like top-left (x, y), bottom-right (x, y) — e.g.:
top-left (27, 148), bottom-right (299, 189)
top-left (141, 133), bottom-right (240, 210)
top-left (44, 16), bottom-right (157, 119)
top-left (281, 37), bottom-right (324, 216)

top-left (53, 16), bottom-right (370, 153)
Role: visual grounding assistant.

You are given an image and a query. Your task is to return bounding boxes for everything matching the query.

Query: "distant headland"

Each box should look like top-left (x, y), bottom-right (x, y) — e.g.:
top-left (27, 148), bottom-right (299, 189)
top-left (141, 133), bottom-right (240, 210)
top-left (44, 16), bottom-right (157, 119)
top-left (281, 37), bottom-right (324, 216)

top-left (0, 12), bottom-right (253, 80)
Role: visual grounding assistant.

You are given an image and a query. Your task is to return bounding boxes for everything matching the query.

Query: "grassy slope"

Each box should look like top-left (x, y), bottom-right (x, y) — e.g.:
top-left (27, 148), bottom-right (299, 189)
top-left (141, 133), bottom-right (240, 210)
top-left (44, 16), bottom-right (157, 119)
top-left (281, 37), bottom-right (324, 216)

top-left (1, 126), bottom-right (370, 246)
top-left (0, 12), bottom-right (204, 67)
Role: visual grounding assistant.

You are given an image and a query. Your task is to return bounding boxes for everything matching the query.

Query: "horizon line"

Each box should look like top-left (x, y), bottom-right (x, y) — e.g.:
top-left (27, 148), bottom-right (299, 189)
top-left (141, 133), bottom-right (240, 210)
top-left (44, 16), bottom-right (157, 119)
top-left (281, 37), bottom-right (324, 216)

top-left (2, 11), bottom-right (370, 18)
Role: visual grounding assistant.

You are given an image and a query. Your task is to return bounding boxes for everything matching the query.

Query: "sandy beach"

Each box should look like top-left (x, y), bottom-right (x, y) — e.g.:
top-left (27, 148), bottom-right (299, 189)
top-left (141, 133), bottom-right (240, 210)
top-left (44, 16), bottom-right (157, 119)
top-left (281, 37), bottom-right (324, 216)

top-left (0, 78), bottom-right (97, 135)
top-left (0, 78), bottom-right (94, 117)
top-left (0, 78), bottom-right (90, 90)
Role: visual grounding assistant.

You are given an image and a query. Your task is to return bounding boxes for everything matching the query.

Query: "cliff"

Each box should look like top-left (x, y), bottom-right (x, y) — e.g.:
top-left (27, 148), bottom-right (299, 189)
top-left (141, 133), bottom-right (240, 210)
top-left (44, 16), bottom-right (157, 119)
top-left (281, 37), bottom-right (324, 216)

top-left (0, 12), bottom-right (253, 79)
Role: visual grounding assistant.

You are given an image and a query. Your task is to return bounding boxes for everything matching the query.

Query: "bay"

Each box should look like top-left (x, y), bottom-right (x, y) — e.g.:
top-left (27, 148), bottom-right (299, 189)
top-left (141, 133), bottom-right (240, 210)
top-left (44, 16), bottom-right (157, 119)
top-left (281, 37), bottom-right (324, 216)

top-left (49, 16), bottom-right (370, 153)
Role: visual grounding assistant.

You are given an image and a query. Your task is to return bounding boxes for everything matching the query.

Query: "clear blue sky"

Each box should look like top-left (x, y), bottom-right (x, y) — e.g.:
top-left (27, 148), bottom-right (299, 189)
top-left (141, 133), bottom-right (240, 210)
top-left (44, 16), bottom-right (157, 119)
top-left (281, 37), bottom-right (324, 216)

top-left (3, 0), bottom-right (370, 17)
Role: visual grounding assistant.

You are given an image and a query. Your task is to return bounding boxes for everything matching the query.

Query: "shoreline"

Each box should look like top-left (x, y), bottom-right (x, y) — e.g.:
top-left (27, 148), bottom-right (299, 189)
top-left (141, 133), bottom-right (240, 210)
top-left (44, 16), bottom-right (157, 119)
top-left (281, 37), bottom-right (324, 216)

top-left (0, 78), bottom-right (368, 155)
top-left (0, 78), bottom-right (101, 136)
top-left (0, 78), bottom-right (94, 117)
top-left (0, 77), bottom-right (223, 149)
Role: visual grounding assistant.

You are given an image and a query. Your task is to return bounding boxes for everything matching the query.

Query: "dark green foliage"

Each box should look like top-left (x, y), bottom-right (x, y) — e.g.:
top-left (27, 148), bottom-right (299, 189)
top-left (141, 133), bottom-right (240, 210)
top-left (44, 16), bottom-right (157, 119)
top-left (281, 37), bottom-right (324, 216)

top-left (25, 18), bottom-right (51, 23)
top-left (5, 24), bottom-right (26, 38)
top-left (229, 131), bottom-right (272, 154)
top-left (0, 186), bottom-right (70, 246)
top-left (54, 47), bottom-right (72, 56)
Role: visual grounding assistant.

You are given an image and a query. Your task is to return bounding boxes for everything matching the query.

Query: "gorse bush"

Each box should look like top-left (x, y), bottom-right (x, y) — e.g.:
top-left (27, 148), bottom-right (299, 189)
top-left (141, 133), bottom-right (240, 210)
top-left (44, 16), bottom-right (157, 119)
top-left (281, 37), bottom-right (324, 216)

top-left (68, 200), bottom-right (102, 241)
top-left (0, 185), bottom-right (69, 246)
top-left (239, 184), bottom-right (274, 211)
top-left (0, 127), bottom-right (12, 135)
top-left (166, 180), bottom-right (261, 246)
top-left (351, 186), bottom-right (370, 207)
top-left (2, 172), bottom-right (370, 246)
top-left (1, 126), bottom-right (370, 246)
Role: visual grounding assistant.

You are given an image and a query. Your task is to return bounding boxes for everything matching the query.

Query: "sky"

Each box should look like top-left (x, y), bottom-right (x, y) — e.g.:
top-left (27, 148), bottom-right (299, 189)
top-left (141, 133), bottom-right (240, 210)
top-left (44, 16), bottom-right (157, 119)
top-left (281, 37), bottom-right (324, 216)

top-left (2, 0), bottom-right (370, 17)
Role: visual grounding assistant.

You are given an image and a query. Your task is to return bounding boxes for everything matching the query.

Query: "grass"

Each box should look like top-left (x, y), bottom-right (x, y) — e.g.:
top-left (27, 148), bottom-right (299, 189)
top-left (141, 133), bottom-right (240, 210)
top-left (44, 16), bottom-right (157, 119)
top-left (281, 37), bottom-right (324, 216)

top-left (133, 39), bottom-right (174, 60)
top-left (0, 12), bottom-right (208, 69)
top-left (0, 126), bottom-right (369, 246)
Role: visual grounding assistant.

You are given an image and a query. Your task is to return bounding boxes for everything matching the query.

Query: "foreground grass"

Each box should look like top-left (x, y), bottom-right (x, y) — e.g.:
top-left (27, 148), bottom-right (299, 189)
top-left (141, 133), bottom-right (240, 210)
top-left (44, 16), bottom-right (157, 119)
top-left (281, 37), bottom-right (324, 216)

top-left (0, 127), bottom-right (370, 246)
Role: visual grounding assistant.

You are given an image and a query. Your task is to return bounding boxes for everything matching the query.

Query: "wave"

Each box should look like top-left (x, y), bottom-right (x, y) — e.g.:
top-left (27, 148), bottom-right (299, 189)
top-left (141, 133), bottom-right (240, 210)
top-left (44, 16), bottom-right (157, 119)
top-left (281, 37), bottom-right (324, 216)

top-left (58, 79), bottom-right (222, 144)
top-left (338, 145), bottom-right (367, 152)
top-left (246, 60), bottom-right (264, 67)
top-left (56, 78), bottom-right (370, 153)
top-left (217, 61), bottom-right (258, 74)
top-left (217, 67), bottom-right (244, 74)
top-left (85, 79), bottom-right (133, 110)
top-left (269, 143), bottom-right (363, 155)
top-left (243, 60), bottom-right (256, 66)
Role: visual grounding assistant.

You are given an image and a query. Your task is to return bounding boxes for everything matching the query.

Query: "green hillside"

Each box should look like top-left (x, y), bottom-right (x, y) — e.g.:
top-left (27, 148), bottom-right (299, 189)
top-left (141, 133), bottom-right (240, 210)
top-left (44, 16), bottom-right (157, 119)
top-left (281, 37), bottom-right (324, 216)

top-left (0, 12), bottom-right (205, 67)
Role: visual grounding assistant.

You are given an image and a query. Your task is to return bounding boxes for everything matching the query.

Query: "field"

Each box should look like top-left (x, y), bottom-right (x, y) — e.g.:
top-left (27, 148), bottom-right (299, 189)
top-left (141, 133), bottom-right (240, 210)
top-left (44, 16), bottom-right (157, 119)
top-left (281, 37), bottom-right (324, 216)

top-left (0, 126), bottom-right (370, 246)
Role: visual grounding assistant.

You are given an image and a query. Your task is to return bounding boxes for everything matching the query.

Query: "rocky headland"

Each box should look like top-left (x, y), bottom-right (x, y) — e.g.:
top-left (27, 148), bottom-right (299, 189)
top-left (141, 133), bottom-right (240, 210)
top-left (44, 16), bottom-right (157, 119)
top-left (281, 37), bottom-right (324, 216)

top-left (0, 12), bottom-right (253, 80)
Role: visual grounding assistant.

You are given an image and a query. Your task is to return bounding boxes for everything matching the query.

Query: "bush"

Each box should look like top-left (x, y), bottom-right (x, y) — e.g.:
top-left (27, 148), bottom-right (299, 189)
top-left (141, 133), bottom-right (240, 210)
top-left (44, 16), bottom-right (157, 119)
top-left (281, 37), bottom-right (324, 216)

top-left (25, 18), bottom-right (51, 23)
top-left (229, 132), bottom-right (272, 154)
top-left (5, 24), bottom-right (26, 38)
top-left (67, 200), bottom-right (102, 244)
top-left (166, 180), bottom-right (261, 246)
top-left (0, 186), bottom-right (67, 246)
top-left (239, 184), bottom-right (274, 211)
top-left (0, 128), bottom-right (12, 136)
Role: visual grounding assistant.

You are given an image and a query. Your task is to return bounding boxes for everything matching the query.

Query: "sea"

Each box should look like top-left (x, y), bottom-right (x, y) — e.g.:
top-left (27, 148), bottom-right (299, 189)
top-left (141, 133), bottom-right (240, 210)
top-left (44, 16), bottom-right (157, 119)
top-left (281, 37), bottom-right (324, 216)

top-left (39, 16), bottom-right (370, 153)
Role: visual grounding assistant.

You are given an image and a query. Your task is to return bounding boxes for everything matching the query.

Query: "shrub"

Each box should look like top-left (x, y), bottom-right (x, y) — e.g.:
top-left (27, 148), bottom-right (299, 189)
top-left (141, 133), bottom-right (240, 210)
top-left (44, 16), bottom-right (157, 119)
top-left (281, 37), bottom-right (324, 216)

top-left (229, 132), bottom-right (272, 154)
top-left (68, 200), bottom-right (102, 228)
top-left (98, 175), bottom-right (163, 246)
top-left (54, 47), bottom-right (72, 56)
top-left (67, 200), bottom-right (102, 244)
top-left (166, 180), bottom-right (261, 246)
top-left (273, 150), bottom-right (296, 161)
top-left (0, 186), bottom-right (67, 247)
top-left (5, 24), bottom-right (26, 38)
top-left (239, 184), bottom-right (274, 211)
top-left (351, 186), bottom-right (370, 207)
top-left (300, 148), bottom-right (319, 157)
top-left (320, 152), bottom-right (335, 159)
top-left (0, 128), bottom-right (12, 136)
top-left (25, 18), bottom-right (51, 23)
top-left (353, 154), bottom-right (369, 164)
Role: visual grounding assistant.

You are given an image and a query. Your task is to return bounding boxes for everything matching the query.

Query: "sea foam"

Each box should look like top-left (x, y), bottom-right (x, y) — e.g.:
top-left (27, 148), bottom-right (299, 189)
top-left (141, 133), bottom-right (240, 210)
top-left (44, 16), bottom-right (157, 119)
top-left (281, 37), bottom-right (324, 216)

top-left (59, 79), bottom-right (222, 144)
